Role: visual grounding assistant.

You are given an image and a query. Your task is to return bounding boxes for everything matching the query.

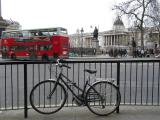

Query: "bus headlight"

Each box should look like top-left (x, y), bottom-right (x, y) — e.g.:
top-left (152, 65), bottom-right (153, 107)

top-left (62, 51), bottom-right (67, 55)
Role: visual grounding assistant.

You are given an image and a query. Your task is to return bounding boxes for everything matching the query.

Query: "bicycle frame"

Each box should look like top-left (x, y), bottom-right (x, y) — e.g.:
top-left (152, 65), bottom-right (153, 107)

top-left (48, 61), bottom-right (105, 105)
top-left (49, 72), bottom-right (90, 103)
top-left (30, 60), bottom-right (121, 116)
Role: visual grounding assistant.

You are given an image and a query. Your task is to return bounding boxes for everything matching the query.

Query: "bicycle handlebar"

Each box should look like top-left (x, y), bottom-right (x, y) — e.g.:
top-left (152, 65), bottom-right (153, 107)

top-left (56, 59), bottom-right (71, 69)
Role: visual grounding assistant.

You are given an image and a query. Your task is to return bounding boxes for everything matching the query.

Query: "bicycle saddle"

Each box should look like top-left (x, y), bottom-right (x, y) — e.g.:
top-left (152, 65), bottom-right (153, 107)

top-left (84, 69), bottom-right (97, 74)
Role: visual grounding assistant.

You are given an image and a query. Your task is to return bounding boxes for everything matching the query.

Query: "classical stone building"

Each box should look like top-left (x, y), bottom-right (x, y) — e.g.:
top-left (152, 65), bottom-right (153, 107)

top-left (69, 16), bottom-right (160, 54)
top-left (69, 29), bottom-right (93, 48)
top-left (100, 16), bottom-right (129, 52)
top-left (0, 0), bottom-right (21, 36)
top-left (69, 16), bottom-right (129, 52)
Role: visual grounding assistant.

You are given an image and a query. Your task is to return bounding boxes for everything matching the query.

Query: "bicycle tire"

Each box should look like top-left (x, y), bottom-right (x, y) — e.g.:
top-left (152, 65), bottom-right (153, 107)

top-left (85, 81), bottom-right (121, 116)
top-left (30, 80), bottom-right (67, 114)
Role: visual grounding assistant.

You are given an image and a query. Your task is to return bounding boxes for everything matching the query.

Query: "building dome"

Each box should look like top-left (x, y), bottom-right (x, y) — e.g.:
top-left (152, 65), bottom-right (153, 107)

top-left (113, 17), bottom-right (124, 26)
top-left (113, 16), bottom-right (125, 31)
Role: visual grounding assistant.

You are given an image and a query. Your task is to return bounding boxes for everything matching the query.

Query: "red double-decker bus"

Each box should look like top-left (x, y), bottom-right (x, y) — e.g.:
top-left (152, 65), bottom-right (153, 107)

top-left (0, 27), bottom-right (70, 60)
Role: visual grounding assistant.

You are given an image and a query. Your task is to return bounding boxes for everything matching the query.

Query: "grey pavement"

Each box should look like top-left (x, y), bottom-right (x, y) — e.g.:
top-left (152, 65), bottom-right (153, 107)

top-left (69, 54), bottom-right (135, 59)
top-left (0, 106), bottom-right (160, 120)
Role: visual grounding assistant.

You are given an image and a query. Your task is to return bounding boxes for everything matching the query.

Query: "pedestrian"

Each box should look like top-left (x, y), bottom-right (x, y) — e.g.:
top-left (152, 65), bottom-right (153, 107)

top-left (141, 49), bottom-right (144, 57)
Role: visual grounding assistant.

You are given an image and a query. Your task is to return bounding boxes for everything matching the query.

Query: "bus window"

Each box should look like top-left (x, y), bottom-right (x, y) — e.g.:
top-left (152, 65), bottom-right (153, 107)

top-left (55, 27), bottom-right (68, 36)
top-left (15, 32), bottom-right (24, 41)
top-left (48, 28), bottom-right (58, 35)
top-left (17, 32), bottom-right (23, 37)
top-left (60, 28), bottom-right (67, 34)
top-left (39, 45), bottom-right (52, 51)
top-left (22, 31), bottom-right (31, 37)
top-left (15, 46), bottom-right (29, 51)
top-left (1, 32), bottom-right (10, 38)
top-left (10, 32), bottom-right (17, 38)
top-left (30, 30), bottom-right (45, 36)
top-left (41, 31), bottom-right (49, 36)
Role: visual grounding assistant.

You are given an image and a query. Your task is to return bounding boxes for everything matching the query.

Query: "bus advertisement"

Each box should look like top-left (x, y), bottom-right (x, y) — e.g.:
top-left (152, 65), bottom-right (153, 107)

top-left (0, 27), bottom-right (70, 60)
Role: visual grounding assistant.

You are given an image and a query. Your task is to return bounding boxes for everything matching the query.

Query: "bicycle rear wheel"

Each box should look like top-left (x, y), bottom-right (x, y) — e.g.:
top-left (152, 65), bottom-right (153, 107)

top-left (30, 80), bottom-right (67, 114)
top-left (85, 81), bottom-right (121, 116)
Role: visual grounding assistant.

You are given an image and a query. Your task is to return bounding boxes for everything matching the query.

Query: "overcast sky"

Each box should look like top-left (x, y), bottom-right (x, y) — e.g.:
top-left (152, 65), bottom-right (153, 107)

top-left (2, 0), bottom-right (125, 34)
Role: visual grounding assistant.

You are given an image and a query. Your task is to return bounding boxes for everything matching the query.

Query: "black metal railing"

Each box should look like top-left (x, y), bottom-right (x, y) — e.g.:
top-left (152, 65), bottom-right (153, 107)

top-left (0, 59), bottom-right (160, 118)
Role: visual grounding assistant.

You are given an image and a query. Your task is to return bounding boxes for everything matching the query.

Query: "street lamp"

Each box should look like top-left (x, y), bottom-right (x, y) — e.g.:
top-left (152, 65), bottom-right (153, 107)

top-left (80, 27), bottom-right (84, 57)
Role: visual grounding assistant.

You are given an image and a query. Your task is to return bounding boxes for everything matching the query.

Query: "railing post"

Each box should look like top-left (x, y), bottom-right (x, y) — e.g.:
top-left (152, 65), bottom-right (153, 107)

top-left (116, 62), bottom-right (120, 113)
top-left (24, 63), bottom-right (28, 118)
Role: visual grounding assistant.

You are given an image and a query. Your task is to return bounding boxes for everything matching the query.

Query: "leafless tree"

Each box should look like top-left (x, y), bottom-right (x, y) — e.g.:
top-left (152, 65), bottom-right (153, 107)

top-left (148, 0), bottom-right (160, 46)
top-left (113, 0), bottom-right (153, 49)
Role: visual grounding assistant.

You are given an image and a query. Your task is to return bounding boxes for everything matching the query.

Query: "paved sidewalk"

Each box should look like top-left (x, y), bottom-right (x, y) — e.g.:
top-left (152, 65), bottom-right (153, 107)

top-left (0, 106), bottom-right (160, 120)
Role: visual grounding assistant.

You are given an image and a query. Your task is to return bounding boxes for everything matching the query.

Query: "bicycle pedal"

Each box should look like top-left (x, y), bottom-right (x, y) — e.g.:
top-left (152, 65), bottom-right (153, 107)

top-left (72, 95), bottom-right (84, 106)
top-left (72, 99), bottom-right (82, 106)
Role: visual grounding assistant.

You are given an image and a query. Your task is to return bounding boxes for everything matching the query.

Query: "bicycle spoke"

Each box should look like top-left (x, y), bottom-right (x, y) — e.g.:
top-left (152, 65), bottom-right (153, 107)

top-left (30, 80), bottom-right (67, 114)
top-left (86, 81), bottom-right (121, 116)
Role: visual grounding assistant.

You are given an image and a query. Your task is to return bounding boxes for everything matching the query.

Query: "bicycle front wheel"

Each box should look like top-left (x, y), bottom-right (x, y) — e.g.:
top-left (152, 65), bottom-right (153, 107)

top-left (30, 80), bottom-right (67, 114)
top-left (85, 81), bottom-right (121, 116)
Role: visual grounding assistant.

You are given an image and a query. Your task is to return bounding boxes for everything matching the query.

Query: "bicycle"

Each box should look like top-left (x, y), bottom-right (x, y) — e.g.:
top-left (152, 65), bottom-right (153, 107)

top-left (30, 59), bottom-right (121, 116)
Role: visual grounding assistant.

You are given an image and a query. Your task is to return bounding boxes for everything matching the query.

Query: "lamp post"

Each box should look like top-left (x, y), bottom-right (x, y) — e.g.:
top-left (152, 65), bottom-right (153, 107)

top-left (80, 27), bottom-right (84, 57)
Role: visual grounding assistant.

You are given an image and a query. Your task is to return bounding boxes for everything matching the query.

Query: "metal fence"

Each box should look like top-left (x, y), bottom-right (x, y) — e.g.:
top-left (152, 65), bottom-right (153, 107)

top-left (0, 59), bottom-right (160, 118)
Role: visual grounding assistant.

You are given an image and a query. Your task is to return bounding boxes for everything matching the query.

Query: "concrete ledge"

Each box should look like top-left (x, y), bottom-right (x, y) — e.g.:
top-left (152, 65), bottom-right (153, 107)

top-left (0, 106), bottom-right (160, 120)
